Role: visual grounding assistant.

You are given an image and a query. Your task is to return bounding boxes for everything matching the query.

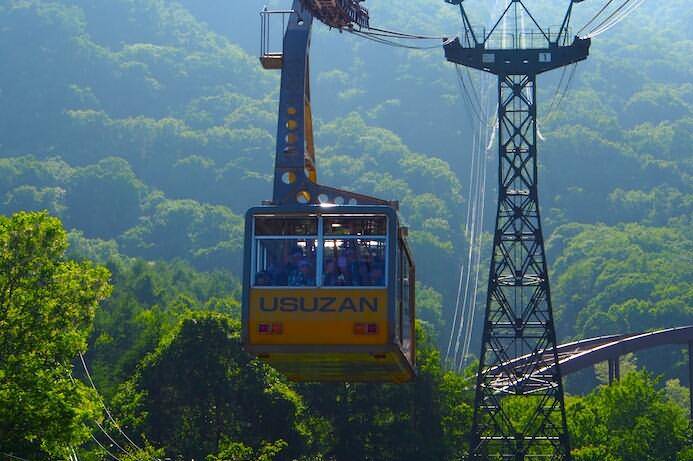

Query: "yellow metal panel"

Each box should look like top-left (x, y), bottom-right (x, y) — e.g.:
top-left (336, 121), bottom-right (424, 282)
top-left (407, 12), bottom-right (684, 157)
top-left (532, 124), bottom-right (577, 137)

top-left (249, 288), bottom-right (388, 345)
top-left (264, 351), bottom-right (414, 383)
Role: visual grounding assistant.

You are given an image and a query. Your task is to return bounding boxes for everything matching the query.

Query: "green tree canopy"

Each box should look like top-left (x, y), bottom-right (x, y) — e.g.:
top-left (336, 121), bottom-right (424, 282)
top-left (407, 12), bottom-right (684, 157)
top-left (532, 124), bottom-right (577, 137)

top-left (568, 371), bottom-right (691, 461)
top-left (0, 211), bottom-right (111, 459)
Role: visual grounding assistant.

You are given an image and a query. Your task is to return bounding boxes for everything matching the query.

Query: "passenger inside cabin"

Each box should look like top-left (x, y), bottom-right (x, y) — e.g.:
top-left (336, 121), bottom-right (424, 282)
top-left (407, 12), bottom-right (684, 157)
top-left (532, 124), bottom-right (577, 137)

top-left (323, 258), bottom-right (338, 286)
top-left (369, 263), bottom-right (384, 286)
top-left (335, 255), bottom-right (354, 286)
top-left (357, 261), bottom-right (371, 286)
top-left (255, 271), bottom-right (273, 286)
top-left (288, 259), bottom-right (315, 286)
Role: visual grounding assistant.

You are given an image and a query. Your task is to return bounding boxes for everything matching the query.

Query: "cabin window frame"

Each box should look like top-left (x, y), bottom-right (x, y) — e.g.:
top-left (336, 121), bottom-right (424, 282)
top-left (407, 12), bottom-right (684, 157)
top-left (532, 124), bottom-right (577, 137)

top-left (251, 213), bottom-right (389, 289)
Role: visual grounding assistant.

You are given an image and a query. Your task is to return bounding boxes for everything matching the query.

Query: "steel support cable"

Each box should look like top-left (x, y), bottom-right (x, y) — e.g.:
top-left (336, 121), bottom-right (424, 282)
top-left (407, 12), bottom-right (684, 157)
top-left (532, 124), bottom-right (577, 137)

top-left (459, 0), bottom-right (506, 373)
top-left (461, 69), bottom-right (482, 120)
top-left (545, 65), bottom-right (569, 120)
top-left (464, 67), bottom-right (490, 121)
top-left (459, 113), bottom-right (491, 371)
top-left (445, 77), bottom-right (488, 361)
top-left (576, 0), bottom-right (615, 36)
top-left (452, 130), bottom-right (481, 364)
top-left (454, 67), bottom-right (476, 120)
top-left (452, 177), bottom-right (479, 363)
top-left (89, 433), bottom-right (125, 461)
top-left (460, 120), bottom-right (491, 371)
top-left (78, 353), bottom-right (146, 454)
top-left (1, 454), bottom-right (31, 461)
top-left (462, 111), bottom-right (497, 367)
top-left (74, 354), bottom-right (163, 461)
top-left (543, 63), bottom-right (579, 129)
top-left (587, 0), bottom-right (645, 37)
top-left (460, 78), bottom-right (494, 370)
top-left (455, 66), bottom-right (485, 123)
top-left (68, 371), bottom-right (133, 459)
top-left (446, 120), bottom-right (481, 361)
top-left (445, 261), bottom-right (467, 362)
top-left (348, 29), bottom-right (455, 49)
top-left (552, 63), bottom-right (579, 112)
top-left (465, 115), bottom-right (481, 236)
top-left (449, 0), bottom-right (502, 369)
top-left (584, 0), bottom-right (635, 35)
top-left (365, 25), bottom-right (449, 40)
top-left (453, 115), bottom-right (486, 366)
top-left (445, 96), bottom-right (487, 361)
top-left (453, 73), bottom-right (495, 369)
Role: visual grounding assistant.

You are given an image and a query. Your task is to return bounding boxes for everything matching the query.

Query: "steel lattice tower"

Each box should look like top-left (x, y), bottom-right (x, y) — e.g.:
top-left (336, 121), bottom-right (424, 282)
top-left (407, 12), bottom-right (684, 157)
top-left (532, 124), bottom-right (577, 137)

top-left (444, 1), bottom-right (590, 459)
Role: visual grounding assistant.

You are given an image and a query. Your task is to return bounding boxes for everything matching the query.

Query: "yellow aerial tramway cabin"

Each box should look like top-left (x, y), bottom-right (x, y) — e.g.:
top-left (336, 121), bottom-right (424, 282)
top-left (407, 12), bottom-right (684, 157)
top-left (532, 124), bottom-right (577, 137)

top-left (242, 1), bottom-right (416, 383)
top-left (242, 206), bottom-right (415, 382)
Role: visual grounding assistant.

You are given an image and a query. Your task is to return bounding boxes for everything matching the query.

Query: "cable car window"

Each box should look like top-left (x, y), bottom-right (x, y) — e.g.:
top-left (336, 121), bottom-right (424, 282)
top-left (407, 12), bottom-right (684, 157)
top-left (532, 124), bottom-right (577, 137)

top-left (324, 217), bottom-right (387, 236)
top-left (322, 238), bottom-right (386, 287)
top-left (255, 217), bottom-right (317, 236)
top-left (254, 239), bottom-right (317, 287)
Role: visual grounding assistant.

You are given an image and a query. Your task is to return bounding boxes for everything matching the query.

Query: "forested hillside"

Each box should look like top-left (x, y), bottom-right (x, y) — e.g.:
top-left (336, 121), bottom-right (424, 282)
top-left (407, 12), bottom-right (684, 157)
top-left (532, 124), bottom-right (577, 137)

top-left (0, 0), bottom-right (691, 459)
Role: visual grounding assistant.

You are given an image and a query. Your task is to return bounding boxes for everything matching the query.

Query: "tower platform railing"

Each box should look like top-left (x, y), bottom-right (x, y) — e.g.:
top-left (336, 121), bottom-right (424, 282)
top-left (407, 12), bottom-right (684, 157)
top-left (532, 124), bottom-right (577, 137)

top-left (460, 26), bottom-right (574, 50)
top-left (260, 8), bottom-right (294, 70)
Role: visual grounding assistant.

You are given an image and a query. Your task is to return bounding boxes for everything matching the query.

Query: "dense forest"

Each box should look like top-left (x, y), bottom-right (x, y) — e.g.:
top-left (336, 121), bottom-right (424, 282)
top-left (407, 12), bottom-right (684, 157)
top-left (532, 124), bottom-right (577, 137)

top-left (0, 0), bottom-right (691, 460)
